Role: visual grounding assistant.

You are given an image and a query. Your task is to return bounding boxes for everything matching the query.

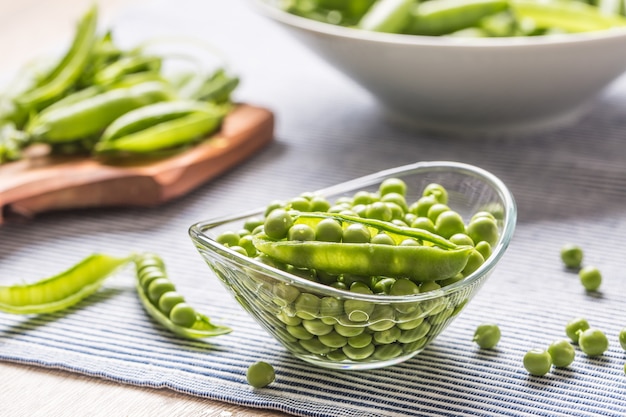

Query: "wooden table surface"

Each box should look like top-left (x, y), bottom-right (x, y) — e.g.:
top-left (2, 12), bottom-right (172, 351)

top-left (0, 1), bottom-right (286, 415)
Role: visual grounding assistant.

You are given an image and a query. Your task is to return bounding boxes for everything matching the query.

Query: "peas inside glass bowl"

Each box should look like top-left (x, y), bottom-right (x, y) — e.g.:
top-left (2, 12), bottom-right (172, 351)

top-left (189, 161), bottom-right (516, 370)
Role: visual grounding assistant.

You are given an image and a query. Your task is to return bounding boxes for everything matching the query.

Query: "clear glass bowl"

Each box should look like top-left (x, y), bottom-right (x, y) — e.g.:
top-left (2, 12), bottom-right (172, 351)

top-left (189, 161), bottom-right (516, 370)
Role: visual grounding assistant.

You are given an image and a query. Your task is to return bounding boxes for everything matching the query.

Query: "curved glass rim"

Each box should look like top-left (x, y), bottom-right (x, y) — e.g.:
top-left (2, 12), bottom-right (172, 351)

top-left (249, 0), bottom-right (626, 49)
top-left (189, 161), bottom-right (517, 303)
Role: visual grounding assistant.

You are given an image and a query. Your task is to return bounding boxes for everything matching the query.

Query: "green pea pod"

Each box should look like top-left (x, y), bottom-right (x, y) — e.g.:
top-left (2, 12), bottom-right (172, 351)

top-left (100, 100), bottom-right (220, 142)
top-left (16, 5), bottom-right (98, 110)
top-left (27, 81), bottom-right (176, 143)
top-left (253, 234), bottom-right (472, 281)
top-left (358, 0), bottom-right (415, 33)
top-left (0, 254), bottom-right (131, 314)
top-left (94, 55), bottom-right (163, 86)
top-left (40, 85), bottom-right (105, 113)
top-left (134, 253), bottom-right (231, 339)
top-left (95, 103), bottom-right (227, 154)
top-left (408, 0), bottom-right (511, 36)
top-left (510, 0), bottom-right (626, 32)
top-left (190, 69), bottom-right (240, 103)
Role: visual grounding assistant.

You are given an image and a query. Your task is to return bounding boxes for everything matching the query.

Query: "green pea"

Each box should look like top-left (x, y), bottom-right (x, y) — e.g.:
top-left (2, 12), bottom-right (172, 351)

top-left (286, 324), bottom-right (314, 340)
top-left (238, 234), bottom-right (257, 257)
top-left (299, 337), bottom-right (331, 354)
top-left (462, 250), bottom-right (485, 276)
top-left (334, 323), bottom-right (364, 337)
top-left (449, 233), bottom-right (474, 247)
top-left (264, 209), bottom-right (294, 240)
top-left (315, 218), bottom-right (343, 242)
top-left (619, 328), bottom-right (626, 351)
top-left (426, 203), bottom-right (450, 223)
top-left (374, 327), bottom-right (401, 344)
top-left (560, 244), bottom-right (583, 269)
top-left (410, 216), bottom-right (435, 233)
top-left (419, 281), bottom-right (441, 293)
top-left (397, 321), bottom-right (430, 343)
top-left (243, 216), bottom-right (264, 233)
top-left (379, 178), bottom-right (407, 196)
top-left (396, 316), bottom-right (424, 331)
top-left (216, 231), bottom-right (240, 247)
top-left (302, 319), bottom-right (334, 336)
top-left (264, 200), bottom-right (284, 217)
top-left (466, 216), bottom-right (499, 246)
top-left (228, 245), bottom-right (248, 256)
top-left (423, 183), bottom-right (448, 204)
top-left (147, 278), bottom-right (176, 304)
top-left (288, 196), bottom-right (312, 212)
top-left (348, 332), bottom-right (373, 349)
top-left (413, 195), bottom-right (438, 217)
top-left (246, 361), bottom-right (275, 388)
top-left (288, 224), bottom-right (316, 241)
top-left (577, 328), bottom-right (609, 356)
top-left (401, 337), bottom-right (428, 353)
top-left (344, 282), bottom-right (375, 322)
top-left (368, 305), bottom-right (396, 331)
top-left (294, 293), bottom-right (321, 320)
top-left (373, 343), bottom-right (404, 361)
top-left (310, 196), bottom-right (331, 212)
top-left (365, 201), bottom-right (393, 221)
top-left (318, 331), bottom-right (348, 348)
top-left (372, 277), bottom-right (396, 294)
top-left (523, 348), bottom-right (552, 376)
top-left (157, 291), bottom-right (186, 316)
top-left (475, 241), bottom-right (492, 260)
top-left (276, 310), bottom-right (302, 326)
top-left (169, 302), bottom-right (197, 328)
top-left (547, 339), bottom-right (575, 368)
top-left (353, 190), bottom-right (375, 205)
top-left (381, 192), bottom-right (409, 213)
top-left (565, 317), bottom-right (590, 343)
top-left (399, 238), bottom-right (420, 246)
top-left (320, 297), bottom-right (343, 324)
top-left (342, 223), bottom-right (371, 243)
top-left (343, 343), bottom-right (375, 360)
top-left (473, 323), bottom-right (501, 349)
top-left (370, 233), bottom-right (396, 245)
top-left (579, 266), bottom-right (602, 291)
top-left (272, 282), bottom-right (300, 306)
top-left (327, 349), bottom-right (348, 362)
top-left (385, 202), bottom-right (405, 220)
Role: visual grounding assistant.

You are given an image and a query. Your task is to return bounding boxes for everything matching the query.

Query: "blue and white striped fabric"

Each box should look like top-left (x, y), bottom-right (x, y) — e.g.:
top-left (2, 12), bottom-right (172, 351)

top-left (2, 1), bottom-right (626, 416)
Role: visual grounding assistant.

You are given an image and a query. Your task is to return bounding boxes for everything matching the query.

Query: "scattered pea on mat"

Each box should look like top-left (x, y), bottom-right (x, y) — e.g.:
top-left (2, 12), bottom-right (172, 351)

top-left (523, 348), bottom-right (552, 376)
top-left (565, 317), bottom-right (590, 343)
top-left (473, 323), bottom-right (501, 349)
top-left (560, 243), bottom-right (584, 269)
top-left (620, 328), bottom-right (626, 351)
top-left (547, 339), bottom-right (575, 368)
top-left (579, 266), bottom-right (602, 292)
top-left (247, 361), bottom-right (276, 388)
top-left (577, 328), bottom-right (609, 357)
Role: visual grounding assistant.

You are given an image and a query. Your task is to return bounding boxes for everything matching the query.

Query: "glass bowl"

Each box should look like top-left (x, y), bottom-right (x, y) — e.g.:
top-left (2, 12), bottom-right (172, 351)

top-left (189, 161), bottom-right (516, 370)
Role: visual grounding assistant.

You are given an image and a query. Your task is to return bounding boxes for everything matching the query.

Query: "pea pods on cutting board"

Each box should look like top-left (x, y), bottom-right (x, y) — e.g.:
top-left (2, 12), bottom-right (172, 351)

top-left (26, 81), bottom-right (176, 143)
top-left (95, 100), bottom-right (229, 155)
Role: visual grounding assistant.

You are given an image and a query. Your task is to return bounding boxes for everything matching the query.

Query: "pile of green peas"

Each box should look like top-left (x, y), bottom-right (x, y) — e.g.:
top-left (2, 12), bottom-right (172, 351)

top-left (216, 178), bottom-right (502, 364)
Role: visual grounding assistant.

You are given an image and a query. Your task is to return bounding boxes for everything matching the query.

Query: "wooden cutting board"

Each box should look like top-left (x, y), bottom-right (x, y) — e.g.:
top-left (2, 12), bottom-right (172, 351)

top-left (0, 103), bottom-right (274, 224)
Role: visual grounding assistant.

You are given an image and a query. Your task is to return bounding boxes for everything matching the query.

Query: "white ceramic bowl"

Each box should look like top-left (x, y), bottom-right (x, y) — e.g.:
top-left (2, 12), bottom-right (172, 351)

top-left (251, 0), bottom-right (626, 134)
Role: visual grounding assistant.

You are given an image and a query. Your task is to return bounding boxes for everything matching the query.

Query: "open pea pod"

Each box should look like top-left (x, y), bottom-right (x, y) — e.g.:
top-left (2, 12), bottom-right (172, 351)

top-left (0, 253), bottom-right (131, 314)
top-left (133, 253), bottom-right (231, 339)
top-left (253, 212), bottom-right (473, 281)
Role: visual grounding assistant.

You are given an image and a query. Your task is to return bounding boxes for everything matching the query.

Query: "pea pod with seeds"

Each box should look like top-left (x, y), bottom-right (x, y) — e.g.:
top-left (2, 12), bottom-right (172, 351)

top-left (134, 252), bottom-right (232, 339)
